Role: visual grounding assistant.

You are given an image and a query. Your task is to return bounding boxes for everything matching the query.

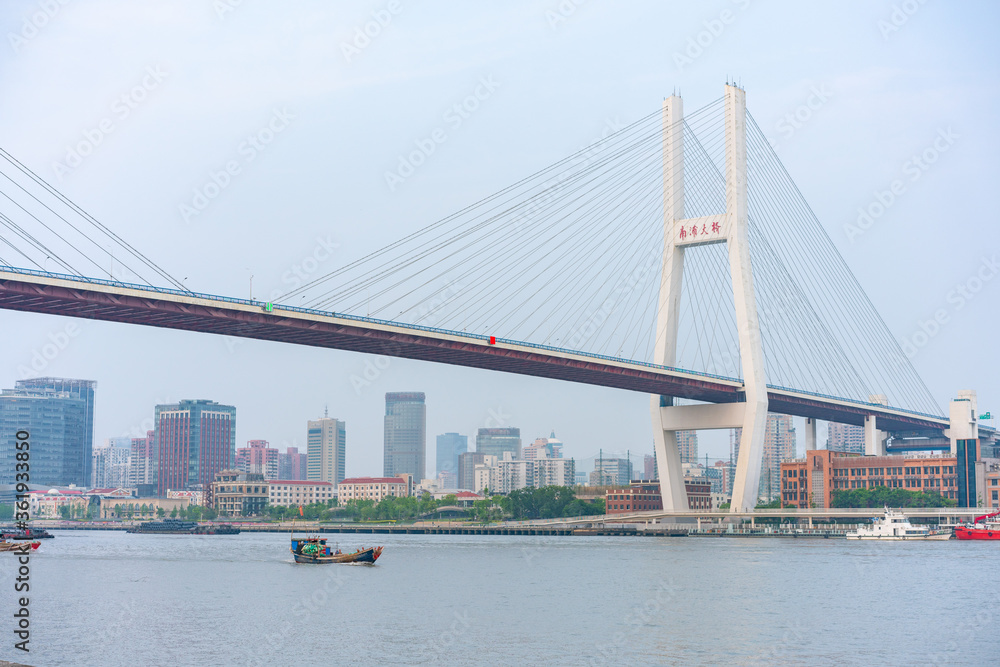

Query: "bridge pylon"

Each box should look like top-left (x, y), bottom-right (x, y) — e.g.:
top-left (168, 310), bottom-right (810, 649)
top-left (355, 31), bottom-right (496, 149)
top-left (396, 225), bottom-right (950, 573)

top-left (651, 84), bottom-right (768, 513)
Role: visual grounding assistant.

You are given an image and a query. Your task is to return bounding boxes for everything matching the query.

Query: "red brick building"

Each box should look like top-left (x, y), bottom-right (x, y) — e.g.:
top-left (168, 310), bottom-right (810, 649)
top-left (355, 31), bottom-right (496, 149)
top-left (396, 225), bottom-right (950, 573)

top-left (781, 450), bottom-right (958, 509)
top-left (605, 478), bottom-right (712, 514)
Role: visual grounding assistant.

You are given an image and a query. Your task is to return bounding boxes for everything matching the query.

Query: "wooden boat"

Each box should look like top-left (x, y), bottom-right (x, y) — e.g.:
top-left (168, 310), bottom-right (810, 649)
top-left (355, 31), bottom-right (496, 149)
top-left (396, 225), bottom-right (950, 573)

top-left (0, 541), bottom-right (40, 552)
top-left (290, 536), bottom-right (382, 564)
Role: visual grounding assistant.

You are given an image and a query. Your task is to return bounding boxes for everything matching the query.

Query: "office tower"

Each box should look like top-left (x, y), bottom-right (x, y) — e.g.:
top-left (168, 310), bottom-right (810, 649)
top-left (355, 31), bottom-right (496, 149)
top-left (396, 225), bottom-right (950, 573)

top-left (279, 446), bottom-right (308, 481)
top-left (677, 430), bottom-right (699, 463)
top-left (236, 439), bottom-right (280, 480)
top-left (827, 422), bottom-right (864, 454)
top-left (92, 437), bottom-right (131, 488)
top-left (457, 451), bottom-right (489, 491)
top-left (0, 377), bottom-right (95, 487)
top-left (383, 392), bottom-right (426, 480)
top-left (476, 427), bottom-right (521, 459)
top-left (155, 399), bottom-right (236, 495)
top-left (129, 430), bottom-right (155, 487)
top-left (436, 432), bottom-right (467, 478)
top-left (307, 417), bottom-right (347, 486)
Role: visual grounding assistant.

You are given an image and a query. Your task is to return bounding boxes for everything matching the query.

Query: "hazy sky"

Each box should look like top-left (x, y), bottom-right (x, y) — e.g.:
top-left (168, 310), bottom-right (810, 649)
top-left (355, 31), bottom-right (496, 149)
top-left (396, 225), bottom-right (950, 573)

top-left (1, 1), bottom-right (998, 478)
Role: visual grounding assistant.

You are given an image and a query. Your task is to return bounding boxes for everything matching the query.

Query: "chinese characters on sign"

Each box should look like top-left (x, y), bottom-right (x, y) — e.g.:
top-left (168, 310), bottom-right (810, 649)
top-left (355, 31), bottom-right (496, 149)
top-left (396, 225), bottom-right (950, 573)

top-left (678, 220), bottom-right (721, 241)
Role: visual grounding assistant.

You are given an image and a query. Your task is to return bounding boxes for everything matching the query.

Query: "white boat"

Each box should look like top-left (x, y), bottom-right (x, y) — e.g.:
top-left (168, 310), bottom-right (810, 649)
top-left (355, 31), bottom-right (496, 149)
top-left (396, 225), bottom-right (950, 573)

top-left (845, 507), bottom-right (951, 540)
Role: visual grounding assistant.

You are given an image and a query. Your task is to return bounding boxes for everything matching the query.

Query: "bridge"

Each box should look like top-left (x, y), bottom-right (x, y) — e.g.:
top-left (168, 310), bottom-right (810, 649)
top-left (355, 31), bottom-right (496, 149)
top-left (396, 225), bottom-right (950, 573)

top-left (0, 84), bottom-right (992, 512)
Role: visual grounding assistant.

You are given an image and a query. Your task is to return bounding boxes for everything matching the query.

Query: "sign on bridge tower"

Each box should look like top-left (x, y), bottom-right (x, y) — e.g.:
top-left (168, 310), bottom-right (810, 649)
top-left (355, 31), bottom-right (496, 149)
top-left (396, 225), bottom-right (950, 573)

top-left (651, 84), bottom-right (769, 513)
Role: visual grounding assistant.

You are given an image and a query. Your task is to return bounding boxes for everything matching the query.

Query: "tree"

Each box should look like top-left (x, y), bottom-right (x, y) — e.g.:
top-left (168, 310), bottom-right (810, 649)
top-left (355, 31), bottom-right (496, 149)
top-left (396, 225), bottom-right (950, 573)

top-left (170, 507), bottom-right (178, 518)
top-left (202, 507), bottom-right (218, 520)
top-left (59, 504), bottom-right (71, 520)
top-left (156, 507), bottom-right (166, 518)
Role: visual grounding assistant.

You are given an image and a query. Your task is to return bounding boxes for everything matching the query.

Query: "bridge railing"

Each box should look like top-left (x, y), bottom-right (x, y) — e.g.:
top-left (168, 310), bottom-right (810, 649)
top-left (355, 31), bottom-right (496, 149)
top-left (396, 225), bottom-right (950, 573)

top-left (0, 263), bottom-right (743, 385)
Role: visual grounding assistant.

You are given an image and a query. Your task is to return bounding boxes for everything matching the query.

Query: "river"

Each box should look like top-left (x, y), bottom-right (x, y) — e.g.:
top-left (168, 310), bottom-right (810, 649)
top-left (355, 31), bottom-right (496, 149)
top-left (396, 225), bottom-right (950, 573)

top-left (1, 530), bottom-right (996, 665)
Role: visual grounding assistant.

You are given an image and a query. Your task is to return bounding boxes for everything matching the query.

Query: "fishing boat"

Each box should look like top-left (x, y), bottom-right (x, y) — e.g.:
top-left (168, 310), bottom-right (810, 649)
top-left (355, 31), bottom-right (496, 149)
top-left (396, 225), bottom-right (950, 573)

top-left (954, 509), bottom-right (1000, 540)
top-left (290, 536), bottom-right (383, 564)
top-left (846, 507), bottom-right (951, 540)
top-left (0, 541), bottom-right (40, 552)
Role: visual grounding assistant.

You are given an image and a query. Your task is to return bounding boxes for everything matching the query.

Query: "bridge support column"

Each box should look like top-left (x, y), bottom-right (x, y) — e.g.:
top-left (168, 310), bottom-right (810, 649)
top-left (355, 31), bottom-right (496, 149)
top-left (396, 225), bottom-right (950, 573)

top-left (652, 84), bottom-right (768, 513)
top-left (864, 395), bottom-right (889, 456)
top-left (805, 418), bottom-right (817, 450)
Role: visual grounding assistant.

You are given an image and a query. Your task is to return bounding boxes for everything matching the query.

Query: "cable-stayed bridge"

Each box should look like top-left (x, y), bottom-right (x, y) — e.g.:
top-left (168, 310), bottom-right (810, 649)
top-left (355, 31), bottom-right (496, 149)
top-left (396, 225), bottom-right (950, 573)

top-left (0, 85), bottom-right (991, 511)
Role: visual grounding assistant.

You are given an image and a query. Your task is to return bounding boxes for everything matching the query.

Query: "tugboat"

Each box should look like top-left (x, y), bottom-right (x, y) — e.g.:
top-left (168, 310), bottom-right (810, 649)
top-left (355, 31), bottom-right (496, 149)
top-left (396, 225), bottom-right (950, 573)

top-left (290, 536), bottom-right (382, 564)
top-left (846, 507), bottom-right (951, 540)
top-left (1, 527), bottom-right (54, 540)
top-left (127, 519), bottom-right (240, 535)
top-left (954, 509), bottom-right (1000, 540)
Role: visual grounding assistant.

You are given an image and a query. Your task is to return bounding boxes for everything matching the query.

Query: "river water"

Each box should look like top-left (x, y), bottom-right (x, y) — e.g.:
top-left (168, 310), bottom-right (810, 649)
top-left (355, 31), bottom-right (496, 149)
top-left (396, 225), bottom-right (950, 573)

top-left (1, 530), bottom-right (997, 666)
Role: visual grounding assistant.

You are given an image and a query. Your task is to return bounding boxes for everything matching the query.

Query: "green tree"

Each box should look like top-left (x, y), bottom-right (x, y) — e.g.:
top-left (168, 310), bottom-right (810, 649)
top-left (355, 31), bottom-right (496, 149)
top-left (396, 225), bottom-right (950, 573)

top-left (202, 507), bottom-right (218, 520)
top-left (170, 507), bottom-right (178, 518)
top-left (156, 506), bottom-right (166, 518)
top-left (59, 504), bottom-right (71, 520)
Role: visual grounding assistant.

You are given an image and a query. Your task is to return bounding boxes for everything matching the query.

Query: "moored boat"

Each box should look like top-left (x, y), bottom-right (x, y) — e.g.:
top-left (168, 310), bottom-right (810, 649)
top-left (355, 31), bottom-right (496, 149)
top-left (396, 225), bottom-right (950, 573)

top-left (954, 509), bottom-right (1000, 540)
top-left (126, 519), bottom-right (240, 535)
top-left (0, 541), bottom-right (40, 552)
top-left (1, 527), bottom-right (54, 540)
top-left (846, 507), bottom-right (951, 540)
top-left (290, 536), bottom-right (383, 564)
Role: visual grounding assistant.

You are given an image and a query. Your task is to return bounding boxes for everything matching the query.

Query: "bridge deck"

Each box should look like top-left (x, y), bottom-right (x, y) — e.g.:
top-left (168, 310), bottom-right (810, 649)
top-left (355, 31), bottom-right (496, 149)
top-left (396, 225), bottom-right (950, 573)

top-left (0, 268), bottom-right (953, 432)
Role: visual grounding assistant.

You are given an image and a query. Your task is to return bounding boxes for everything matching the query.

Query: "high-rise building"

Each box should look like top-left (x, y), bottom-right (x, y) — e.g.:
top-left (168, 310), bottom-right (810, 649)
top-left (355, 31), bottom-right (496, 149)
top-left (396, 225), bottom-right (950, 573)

top-left (732, 413), bottom-right (797, 501)
top-left (476, 427), bottom-right (521, 460)
top-left (129, 430), bottom-right (155, 488)
top-left (827, 422), bottom-right (864, 454)
top-left (236, 439), bottom-right (279, 480)
top-left (0, 377), bottom-right (95, 487)
top-left (523, 432), bottom-right (563, 460)
top-left (677, 430), bottom-right (698, 464)
top-left (155, 399), bottom-right (236, 495)
top-left (643, 454), bottom-right (657, 480)
top-left (307, 417), bottom-right (347, 487)
top-left (383, 392), bottom-right (426, 480)
top-left (590, 458), bottom-right (633, 486)
top-left (238, 439), bottom-right (278, 479)
top-left (457, 451), bottom-right (489, 491)
top-left (436, 432), bottom-right (467, 478)
top-left (92, 437), bottom-right (131, 488)
top-left (278, 446), bottom-right (308, 481)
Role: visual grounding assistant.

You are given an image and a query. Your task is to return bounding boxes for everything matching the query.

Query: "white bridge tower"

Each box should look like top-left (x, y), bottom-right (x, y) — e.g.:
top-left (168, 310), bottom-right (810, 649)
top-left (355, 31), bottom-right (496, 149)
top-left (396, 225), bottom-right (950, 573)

top-left (651, 84), bottom-right (769, 513)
